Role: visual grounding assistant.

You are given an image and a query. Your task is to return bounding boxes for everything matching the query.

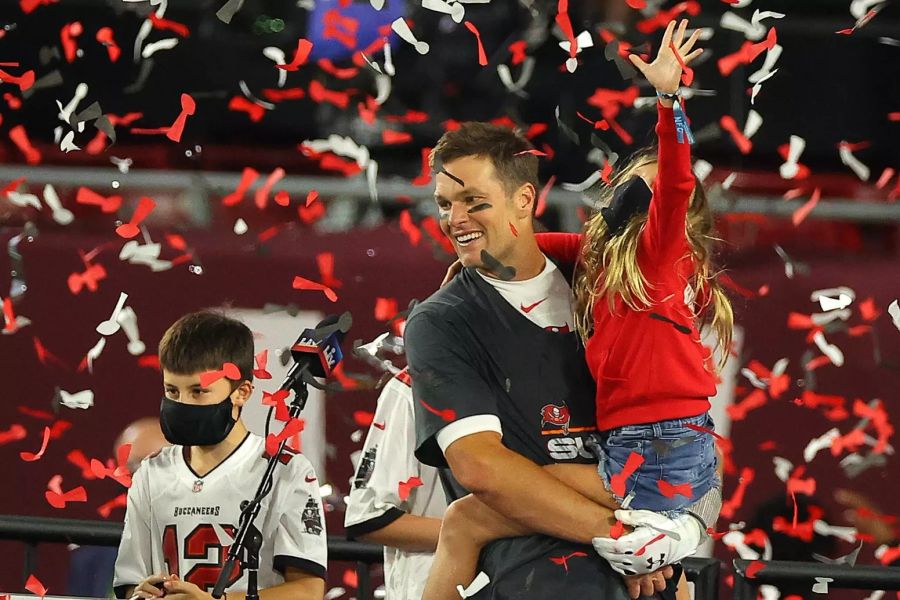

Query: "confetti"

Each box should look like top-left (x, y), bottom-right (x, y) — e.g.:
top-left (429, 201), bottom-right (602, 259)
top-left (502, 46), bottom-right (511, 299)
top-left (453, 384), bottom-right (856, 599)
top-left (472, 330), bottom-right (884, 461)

top-left (657, 479), bottom-right (693, 499)
top-left (20, 426), bottom-right (51, 462)
top-left (199, 362), bottom-right (242, 387)
top-left (720, 467), bottom-right (754, 519)
top-left (418, 397), bottom-right (456, 422)
top-left (456, 572), bottom-right (490, 598)
top-left (398, 476), bottom-right (423, 501)
top-left (254, 167), bottom-right (286, 210)
top-left (549, 551), bottom-right (588, 572)
top-left (265, 417), bottom-right (305, 457)
top-left (278, 39), bottom-right (313, 71)
top-left (57, 389), bottom-right (94, 410)
top-left (0, 424), bottom-right (27, 446)
top-left (391, 18), bottom-right (429, 55)
top-left (45, 476), bottom-right (87, 509)
top-left (116, 197), bottom-right (156, 238)
top-left (791, 187), bottom-right (821, 226)
top-left (609, 451), bottom-right (644, 498)
top-left (25, 575), bottom-right (47, 598)
top-left (292, 275), bottom-right (338, 302)
top-left (117, 305), bottom-right (146, 356)
top-left (96, 292), bottom-right (128, 336)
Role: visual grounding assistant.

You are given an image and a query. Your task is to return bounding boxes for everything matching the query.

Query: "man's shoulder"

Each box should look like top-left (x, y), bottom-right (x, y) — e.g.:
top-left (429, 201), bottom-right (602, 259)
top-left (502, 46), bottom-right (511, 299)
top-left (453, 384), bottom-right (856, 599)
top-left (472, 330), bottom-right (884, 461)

top-left (408, 270), bottom-right (483, 328)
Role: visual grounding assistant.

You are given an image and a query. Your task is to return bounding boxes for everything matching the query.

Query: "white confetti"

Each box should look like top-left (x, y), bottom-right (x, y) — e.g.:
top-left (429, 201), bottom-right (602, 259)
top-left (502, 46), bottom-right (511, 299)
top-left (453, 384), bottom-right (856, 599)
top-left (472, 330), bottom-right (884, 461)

top-left (57, 82), bottom-right (88, 124)
top-left (812, 577), bottom-right (833, 594)
top-left (141, 38), bottom-right (179, 59)
top-left (6, 191), bottom-right (42, 210)
top-left (779, 135), bottom-right (805, 179)
top-left (561, 169), bottom-right (603, 193)
top-left (803, 428), bottom-right (840, 463)
top-left (497, 57), bottom-right (535, 96)
top-left (743, 109), bottom-right (763, 139)
top-left (750, 9), bottom-right (786, 29)
top-left (813, 519), bottom-right (858, 544)
top-left (888, 300), bottom-right (900, 331)
top-left (96, 292), bottom-right (129, 336)
top-left (812, 331), bottom-right (844, 367)
top-left (391, 18), bottom-right (429, 54)
top-left (422, 0), bottom-right (465, 23)
top-left (811, 286), bottom-right (856, 311)
top-left (263, 46), bottom-right (288, 88)
top-left (86, 337), bottom-right (107, 373)
top-left (116, 305), bottom-right (146, 356)
top-left (839, 142), bottom-right (870, 181)
top-left (750, 67), bottom-right (778, 104)
top-left (456, 571), bottom-right (490, 598)
top-left (773, 456), bottom-right (793, 482)
top-left (211, 522), bottom-right (236, 546)
top-left (59, 389), bottom-right (94, 410)
top-left (43, 184), bottom-right (74, 225)
top-left (720, 12), bottom-right (767, 41)
top-left (233, 217), bottom-right (248, 235)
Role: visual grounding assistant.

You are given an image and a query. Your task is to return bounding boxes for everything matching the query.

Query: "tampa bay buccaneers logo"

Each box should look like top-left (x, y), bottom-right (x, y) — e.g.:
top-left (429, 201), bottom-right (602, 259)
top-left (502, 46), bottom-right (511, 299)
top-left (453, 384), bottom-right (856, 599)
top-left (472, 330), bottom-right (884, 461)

top-left (540, 403), bottom-right (571, 434)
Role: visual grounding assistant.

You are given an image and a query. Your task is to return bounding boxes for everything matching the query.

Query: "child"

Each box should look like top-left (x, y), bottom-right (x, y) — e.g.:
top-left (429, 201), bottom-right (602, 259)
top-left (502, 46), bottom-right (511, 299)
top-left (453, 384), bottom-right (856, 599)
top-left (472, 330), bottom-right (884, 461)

top-left (114, 311), bottom-right (327, 600)
top-left (424, 19), bottom-right (730, 600)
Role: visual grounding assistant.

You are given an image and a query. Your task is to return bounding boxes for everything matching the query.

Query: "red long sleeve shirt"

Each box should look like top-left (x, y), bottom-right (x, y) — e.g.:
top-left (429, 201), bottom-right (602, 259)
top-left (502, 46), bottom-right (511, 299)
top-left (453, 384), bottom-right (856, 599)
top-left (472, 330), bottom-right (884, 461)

top-left (537, 102), bottom-right (717, 431)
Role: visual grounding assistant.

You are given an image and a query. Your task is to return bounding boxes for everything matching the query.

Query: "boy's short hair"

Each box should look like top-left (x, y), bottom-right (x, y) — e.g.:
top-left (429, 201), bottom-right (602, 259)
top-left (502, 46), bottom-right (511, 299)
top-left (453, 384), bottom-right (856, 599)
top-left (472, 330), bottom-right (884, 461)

top-left (159, 311), bottom-right (254, 383)
top-left (430, 122), bottom-right (539, 201)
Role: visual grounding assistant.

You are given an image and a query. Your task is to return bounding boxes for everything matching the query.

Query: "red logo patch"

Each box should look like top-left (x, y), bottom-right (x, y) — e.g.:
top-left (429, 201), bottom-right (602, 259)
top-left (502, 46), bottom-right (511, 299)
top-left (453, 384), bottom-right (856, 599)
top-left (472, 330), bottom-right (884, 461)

top-left (540, 403), bottom-right (571, 434)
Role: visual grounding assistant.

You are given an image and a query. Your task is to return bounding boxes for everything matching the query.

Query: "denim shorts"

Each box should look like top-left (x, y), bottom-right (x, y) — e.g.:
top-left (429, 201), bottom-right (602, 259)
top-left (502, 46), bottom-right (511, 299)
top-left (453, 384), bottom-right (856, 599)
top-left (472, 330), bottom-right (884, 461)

top-left (592, 412), bottom-right (719, 514)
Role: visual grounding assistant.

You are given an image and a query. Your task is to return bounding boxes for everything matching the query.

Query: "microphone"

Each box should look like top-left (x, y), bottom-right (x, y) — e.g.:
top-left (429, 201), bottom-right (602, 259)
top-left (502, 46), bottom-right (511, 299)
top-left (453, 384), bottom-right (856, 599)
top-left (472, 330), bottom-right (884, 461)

top-left (279, 312), bottom-right (352, 392)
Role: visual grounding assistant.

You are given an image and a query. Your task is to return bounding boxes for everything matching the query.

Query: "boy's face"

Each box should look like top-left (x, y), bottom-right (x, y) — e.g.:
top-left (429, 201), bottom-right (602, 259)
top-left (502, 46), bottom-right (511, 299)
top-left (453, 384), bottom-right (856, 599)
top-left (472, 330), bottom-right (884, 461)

top-left (162, 370), bottom-right (251, 419)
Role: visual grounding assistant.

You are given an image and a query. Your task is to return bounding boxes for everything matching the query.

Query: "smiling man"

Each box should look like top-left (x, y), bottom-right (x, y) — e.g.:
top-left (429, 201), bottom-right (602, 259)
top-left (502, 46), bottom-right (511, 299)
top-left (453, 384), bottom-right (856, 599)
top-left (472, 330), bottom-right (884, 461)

top-left (404, 123), bottom-right (678, 599)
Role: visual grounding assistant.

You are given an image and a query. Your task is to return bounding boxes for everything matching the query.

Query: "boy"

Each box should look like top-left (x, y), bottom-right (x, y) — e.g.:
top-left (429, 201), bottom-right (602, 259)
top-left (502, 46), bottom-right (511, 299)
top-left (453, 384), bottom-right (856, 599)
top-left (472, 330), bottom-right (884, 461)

top-left (114, 311), bottom-right (327, 600)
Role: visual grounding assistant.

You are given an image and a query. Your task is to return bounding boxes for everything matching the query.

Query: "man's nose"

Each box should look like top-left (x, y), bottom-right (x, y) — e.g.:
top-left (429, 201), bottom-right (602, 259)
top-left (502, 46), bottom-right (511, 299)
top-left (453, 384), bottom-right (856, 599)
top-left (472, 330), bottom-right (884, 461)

top-left (448, 203), bottom-right (469, 227)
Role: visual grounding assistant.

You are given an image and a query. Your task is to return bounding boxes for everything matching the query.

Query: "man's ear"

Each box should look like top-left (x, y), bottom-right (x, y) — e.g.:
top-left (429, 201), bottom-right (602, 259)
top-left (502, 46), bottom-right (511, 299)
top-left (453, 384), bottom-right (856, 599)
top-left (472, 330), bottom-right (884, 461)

top-left (232, 380), bottom-right (254, 407)
top-left (516, 183), bottom-right (536, 218)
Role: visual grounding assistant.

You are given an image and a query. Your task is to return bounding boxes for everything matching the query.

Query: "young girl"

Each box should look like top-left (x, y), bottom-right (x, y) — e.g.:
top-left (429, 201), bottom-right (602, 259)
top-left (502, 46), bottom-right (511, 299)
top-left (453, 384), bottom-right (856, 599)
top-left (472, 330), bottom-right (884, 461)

top-left (424, 19), bottom-right (732, 600)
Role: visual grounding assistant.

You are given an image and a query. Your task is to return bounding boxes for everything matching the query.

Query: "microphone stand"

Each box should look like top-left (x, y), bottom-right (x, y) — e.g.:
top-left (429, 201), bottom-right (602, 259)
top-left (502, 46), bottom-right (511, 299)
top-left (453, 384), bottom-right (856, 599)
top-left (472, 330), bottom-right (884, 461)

top-left (211, 364), bottom-right (311, 600)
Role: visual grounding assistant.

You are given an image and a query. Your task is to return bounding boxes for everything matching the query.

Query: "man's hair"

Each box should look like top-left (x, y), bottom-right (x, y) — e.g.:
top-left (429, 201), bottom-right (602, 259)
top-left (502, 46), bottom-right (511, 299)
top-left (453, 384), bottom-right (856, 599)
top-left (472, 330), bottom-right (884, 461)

top-left (430, 122), bottom-right (539, 198)
top-left (159, 311), bottom-right (254, 383)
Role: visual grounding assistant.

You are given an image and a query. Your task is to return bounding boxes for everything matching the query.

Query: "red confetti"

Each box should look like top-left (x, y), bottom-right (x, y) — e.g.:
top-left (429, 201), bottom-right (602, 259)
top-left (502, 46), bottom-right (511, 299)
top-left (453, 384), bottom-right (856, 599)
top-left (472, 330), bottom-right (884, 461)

top-left (97, 493), bottom-right (128, 518)
top-left (745, 560), bottom-right (766, 579)
top-left (25, 575), bottom-right (47, 599)
top-left (399, 210), bottom-right (422, 246)
top-left (68, 262), bottom-right (107, 295)
top-left (229, 96), bottom-right (266, 122)
top-left (131, 93), bottom-right (195, 142)
top-left (792, 187), bottom-right (821, 226)
top-left (412, 147), bottom-right (433, 186)
top-left (67, 449), bottom-right (95, 479)
top-left (508, 40), bottom-right (528, 66)
top-left (720, 115), bottom-right (752, 155)
top-left (76, 186), bottom-right (122, 212)
top-left (45, 480), bottom-right (87, 509)
top-left (95, 27), bottom-right (121, 62)
top-left (726, 388), bottom-right (768, 421)
top-left (0, 68), bottom-right (35, 92)
top-left (254, 167), bottom-right (286, 210)
top-left (60, 21), bottom-right (82, 63)
top-left (253, 350), bottom-right (272, 380)
top-left (509, 222), bottom-right (519, 237)
top-left (626, 0), bottom-right (646, 7)
top-left (549, 551), bottom-right (588, 572)
top-left (609, 519), bottom-right (625, 539)
top-left (555, 0), bottom-right (578, 59)
top-left (398, 476), bottom-right (423, 501)
top-left (634, 533), bottom-right (667, 557)
top-left (115, 196), bottom-right (156, 239)
top-left (149, 13), bottom-right (190, 37)
top-left (316, 252), bottom-right (342, 289)
top-left (657, 479), bottom-right (693, 499)
top-left (382, 129), bottom-right (413, 145)
top-left (720, 467), bottom-right (754, 519)
top-left (0, 424), bottom-right (26, 446)
top-left (32, 337), bottom-right (67, 369)
top-left (223, 167), bottom-right (259, 206)
top-left (9, 125), bottom-right (41, 164)
top-left (279, 39), bottom-right (314, 71)
top-left (463, 21), bottom-right (488, 66)
top-left (609, 451), bottom-right (644, 498)
top-left (20, 0), bottom-right (59, 14)
top-left (262, 87), bottom-right (305, 102)
top-left (342, 568), bottom-right (358, 589)
top-left (309, 80), bottom-right (350, 109)
top-left (49, 419), bottom-right (72, 440)
top-left (786, 465), bottom-right (816, 497)
top-left (637, 1), bottom-right (700, 34)
top-left (668, 41), bottom-right (694, 86)
top-left (198, 362), bottom-right (242, 387)
top-left (292, 275), bottom-right (338, 302)
top-left (262, 390), bottom-right (291, 422)
top-left (374, 297), bottom-right (399, 321)
top-left (298, 200), bottom-right (326, 225)
top-left (418, 398), bottom-right (456, 422)
top-left (18, 406), bottom-right (54, 420)
top-left (20, 426), bottom-right (50, 462)
top-left (859, 297), bottom-right (880, 321)
top-left (265, 418), bottom-right (305, 457)
top-left (353, 410), bottom-right (375, 428)
top-left (535, 175), bottom-right (555, 218)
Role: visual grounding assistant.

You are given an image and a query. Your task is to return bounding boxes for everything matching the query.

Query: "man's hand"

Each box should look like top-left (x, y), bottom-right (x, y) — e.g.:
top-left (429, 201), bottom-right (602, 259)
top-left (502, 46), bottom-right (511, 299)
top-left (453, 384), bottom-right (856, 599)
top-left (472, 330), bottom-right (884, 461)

top-left (623, 566), bottom-right (673, 600)
top-left (161, 575), bottom-right (213, 600)
top-left (132, 574), bottom-right (169, 599)
top-left (592, 509), bottom-right (703, 575)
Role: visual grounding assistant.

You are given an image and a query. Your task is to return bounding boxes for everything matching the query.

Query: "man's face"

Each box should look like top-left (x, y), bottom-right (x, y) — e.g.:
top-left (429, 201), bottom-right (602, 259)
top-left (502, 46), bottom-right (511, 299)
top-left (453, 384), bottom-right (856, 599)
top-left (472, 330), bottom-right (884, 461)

top-left (434, 155), bottom-right (523, 270)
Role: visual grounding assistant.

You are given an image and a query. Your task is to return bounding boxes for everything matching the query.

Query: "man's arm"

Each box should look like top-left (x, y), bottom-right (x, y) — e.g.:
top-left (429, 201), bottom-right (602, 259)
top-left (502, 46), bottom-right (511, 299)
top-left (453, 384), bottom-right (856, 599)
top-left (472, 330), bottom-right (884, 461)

top-left (446, 431), bottom-right (616, 544)
top-left (357, 514), bottom-right (442, 553)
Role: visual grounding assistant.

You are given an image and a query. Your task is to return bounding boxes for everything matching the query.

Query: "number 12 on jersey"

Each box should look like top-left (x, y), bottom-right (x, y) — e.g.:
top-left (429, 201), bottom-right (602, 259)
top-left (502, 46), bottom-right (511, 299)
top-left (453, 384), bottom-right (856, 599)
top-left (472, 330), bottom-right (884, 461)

top-left (162, 524), bottom-right (242, 591)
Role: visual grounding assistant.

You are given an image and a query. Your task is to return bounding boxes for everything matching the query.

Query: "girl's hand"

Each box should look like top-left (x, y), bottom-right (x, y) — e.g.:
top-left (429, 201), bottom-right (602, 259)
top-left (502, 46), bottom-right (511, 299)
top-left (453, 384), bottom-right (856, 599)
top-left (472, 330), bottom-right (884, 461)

top-left (628, 19), bottom-right (703, 94)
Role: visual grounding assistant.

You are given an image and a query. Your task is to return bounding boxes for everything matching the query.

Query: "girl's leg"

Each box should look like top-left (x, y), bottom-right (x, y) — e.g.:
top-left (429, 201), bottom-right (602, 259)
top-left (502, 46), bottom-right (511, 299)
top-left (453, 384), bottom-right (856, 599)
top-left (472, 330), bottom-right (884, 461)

top-left (423, 493), bottom-right (530, 600)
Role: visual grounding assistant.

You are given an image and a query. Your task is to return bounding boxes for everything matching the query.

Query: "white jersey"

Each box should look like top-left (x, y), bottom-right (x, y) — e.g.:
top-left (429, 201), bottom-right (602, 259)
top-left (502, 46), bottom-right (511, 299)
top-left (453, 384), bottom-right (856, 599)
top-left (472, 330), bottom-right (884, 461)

top-left (114, 433), bottom-right (327, 595)
top-left (344, 372), bottom-right (447, 600)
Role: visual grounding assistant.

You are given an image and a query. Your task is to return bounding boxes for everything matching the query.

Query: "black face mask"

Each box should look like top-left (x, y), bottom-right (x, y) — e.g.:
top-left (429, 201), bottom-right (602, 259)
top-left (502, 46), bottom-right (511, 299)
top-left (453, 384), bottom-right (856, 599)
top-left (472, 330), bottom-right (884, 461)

top-left (159, 393), bottom-right (237, 447)
top-left (600, 176), bottom-right (653, 237)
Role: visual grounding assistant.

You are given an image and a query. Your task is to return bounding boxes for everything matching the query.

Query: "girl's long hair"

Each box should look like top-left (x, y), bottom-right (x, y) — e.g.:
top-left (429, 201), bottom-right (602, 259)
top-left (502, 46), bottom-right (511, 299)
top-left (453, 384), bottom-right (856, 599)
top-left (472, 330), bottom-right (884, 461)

top-left (573, 146), bottom-right (734, 370)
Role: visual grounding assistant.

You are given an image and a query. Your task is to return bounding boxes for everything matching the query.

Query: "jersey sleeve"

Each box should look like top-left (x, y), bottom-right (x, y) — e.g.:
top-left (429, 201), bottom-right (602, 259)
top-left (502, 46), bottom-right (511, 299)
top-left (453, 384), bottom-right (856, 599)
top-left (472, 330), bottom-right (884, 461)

top-left (405, 309), bottom-right (504, 468)
top-left (344, 377), bottom-right (419, 539)
top-left (535, 232), bottom-right (583, 264)
top-left (639, 102), bottom-right (695, 272)
top-left (272, 458), bottom-right (328, 581)
top-left (113, 461), bottom-right (153, 598)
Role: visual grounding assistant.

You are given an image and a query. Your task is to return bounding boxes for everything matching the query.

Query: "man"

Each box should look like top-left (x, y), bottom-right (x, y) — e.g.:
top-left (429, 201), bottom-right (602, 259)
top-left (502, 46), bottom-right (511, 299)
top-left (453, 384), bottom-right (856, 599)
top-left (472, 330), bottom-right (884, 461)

top-left (405, 121), bottom-right (682, 599)
top-left (68, 417), bottom-right (169, 597)
top-left (344, 367), bottom-right (447, 599)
